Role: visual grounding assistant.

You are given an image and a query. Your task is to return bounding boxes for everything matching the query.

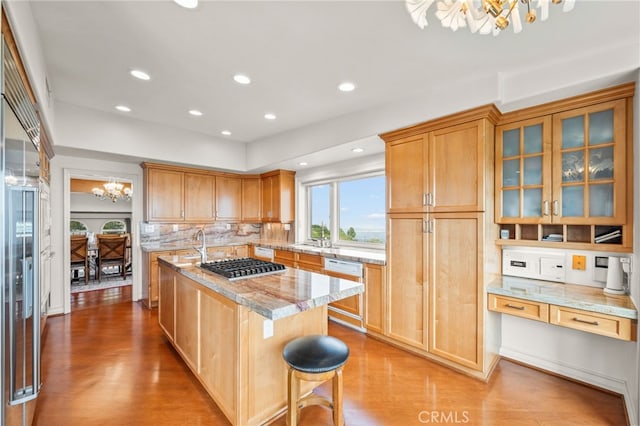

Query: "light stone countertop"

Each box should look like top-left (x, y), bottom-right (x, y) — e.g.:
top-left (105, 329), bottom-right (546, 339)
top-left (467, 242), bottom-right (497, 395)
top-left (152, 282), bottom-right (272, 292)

top-left (252, 241), bottom-right (386, 265)
top-left (488, 276), bottom-right (637, 319)
top-left (158, 255), bottom-right (364, 320)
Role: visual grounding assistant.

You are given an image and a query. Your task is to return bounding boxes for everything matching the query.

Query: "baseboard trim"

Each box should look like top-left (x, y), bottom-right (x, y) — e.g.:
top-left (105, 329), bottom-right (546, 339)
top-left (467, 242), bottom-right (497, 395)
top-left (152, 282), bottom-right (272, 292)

top-left (500, 347), bottom-right (636, 426)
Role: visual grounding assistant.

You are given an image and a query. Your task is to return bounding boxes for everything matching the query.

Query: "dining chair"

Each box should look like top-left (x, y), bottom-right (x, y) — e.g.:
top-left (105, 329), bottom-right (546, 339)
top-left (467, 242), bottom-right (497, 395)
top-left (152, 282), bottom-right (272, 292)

top-left (96, 235), bottom-right (127, 281)
top-left (70, 236), bottom-right (89, 284)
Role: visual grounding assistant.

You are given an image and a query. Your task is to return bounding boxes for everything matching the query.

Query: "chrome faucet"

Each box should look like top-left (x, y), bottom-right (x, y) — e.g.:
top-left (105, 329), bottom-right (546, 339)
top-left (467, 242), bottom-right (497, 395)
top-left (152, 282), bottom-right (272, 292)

top-left (194, 228), bottom-right (207, 264)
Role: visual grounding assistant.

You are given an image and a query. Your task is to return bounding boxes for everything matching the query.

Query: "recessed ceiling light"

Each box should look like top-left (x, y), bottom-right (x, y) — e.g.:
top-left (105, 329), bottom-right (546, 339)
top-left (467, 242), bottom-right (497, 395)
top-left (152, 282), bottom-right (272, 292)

top-left (174, 0), bottom-right (198, 9)
top-left (338, 82), bottom-right (356, 92)
top-left (115, 105), bottom-right (131, 112)
top-left (130, 69), bottom-right (150, 81)
top-left (188, 109), bottom-right (203, 116)
top-left (264, 113), bottom-right (277, 120)
top-left (233, 74), bottom-right (251, 85)
top-left (299, 162), bottom-right (308, 166)
top-left (351, 147), bottom-right (364, 153)
top-left (221, 130), bottom-right (232, 136)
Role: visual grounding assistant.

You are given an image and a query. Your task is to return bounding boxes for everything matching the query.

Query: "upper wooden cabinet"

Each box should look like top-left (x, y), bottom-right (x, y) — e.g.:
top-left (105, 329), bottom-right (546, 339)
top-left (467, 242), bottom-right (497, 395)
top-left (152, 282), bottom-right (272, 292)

top-left (383, 105), bottom-right (499, 214)
top-left (261, 170), bottom-right (295, 223)
top-left (496, 98), bottom-right (628, 225)
top-left (145, 167), bottom-right (184, 222)
top-left (495, 83), bottom-right (634, 251)
top-left (142, 163), bottom-right (257, 223)
top-left (241, 177), bottom-right (262, 222)
top-left (215, 176), bottom-right (241, 221)
top-left (184, 173), bottom-right (215, 221)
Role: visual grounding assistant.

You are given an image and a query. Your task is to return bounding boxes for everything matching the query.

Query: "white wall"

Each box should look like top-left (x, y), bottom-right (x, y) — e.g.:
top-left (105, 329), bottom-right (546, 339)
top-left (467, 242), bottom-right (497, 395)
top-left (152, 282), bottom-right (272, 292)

top-left (49, 154), bottom-right (143, 315)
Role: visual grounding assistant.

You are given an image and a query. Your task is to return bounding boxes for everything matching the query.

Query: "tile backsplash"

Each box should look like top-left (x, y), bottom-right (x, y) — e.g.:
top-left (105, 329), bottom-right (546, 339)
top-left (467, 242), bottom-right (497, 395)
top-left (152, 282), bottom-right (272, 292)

top-left (140, 222), bottom-right (294, 247)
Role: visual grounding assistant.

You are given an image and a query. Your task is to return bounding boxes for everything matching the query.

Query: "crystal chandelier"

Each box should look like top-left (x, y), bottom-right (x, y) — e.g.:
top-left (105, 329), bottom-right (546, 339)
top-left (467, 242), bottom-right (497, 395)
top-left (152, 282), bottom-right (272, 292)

top-left (406, 0), bottom-right (575, 35)
top-left (92, 178), bottom-right (132, 203)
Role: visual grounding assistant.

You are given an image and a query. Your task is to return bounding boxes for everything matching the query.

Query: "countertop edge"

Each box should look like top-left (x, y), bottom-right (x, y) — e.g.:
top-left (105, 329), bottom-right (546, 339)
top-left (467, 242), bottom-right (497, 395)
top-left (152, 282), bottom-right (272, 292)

top-left (487, 279), bottom-right (638, 320)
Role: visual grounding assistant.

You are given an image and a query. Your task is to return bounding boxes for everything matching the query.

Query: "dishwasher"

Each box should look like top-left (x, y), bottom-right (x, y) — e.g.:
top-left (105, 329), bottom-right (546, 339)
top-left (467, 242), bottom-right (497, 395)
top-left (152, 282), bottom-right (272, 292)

top-left (323, 258), bottom-right (365, 331)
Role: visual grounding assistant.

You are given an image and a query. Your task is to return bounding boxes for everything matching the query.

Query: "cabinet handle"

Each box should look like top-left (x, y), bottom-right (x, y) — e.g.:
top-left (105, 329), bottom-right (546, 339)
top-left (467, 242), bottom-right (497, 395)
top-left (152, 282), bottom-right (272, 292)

top-left (505, 303), bottom-right (525, 311)
top-left (427, 192), bottom-right (433, 207)
top-left (422, 193), bottom-right (427, 207)
top-left (422, 219), bottom-right (427, 234)
top-left (553, 200), bottom-right (559, 216)
top-left (543, 200), bottom-right (550, 216)
top-left (181, 210), bottom-right (184, 218)
top-left (428, 219), bottom-right (434, 234)
top-left (572, 317), bottom-right (599, 326)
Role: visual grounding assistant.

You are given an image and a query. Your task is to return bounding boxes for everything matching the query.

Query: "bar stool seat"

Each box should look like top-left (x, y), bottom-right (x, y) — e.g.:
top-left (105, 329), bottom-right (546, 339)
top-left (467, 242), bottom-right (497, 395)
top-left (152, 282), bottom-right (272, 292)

top-left (283, 335), bottom-right (349, 426)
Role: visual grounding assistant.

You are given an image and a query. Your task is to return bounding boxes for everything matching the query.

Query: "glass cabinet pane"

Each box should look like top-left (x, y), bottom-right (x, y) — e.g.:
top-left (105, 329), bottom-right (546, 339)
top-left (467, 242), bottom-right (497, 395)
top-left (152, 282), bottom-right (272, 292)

top-left (503, 159), bottom-right (520, 186)
top-left (589, 109), bottom-right (614, 145)
top-left (502, 190), bottom-right (520, 217)
top-left (523, 188), bottom-right (542, 217)
top-left (523, 156), bottom-right (542, 185)
top-left (589, 146), bottom-right (614, 180)
top-left (562, 151), bottom-right (584, 182)
top-left (523, 124), bottom-right (542, 154)
top-left (590, 183), bottom-right (614, 217)
top-left (562, 116), bottom-right (585, 149)
top-left (562, 186), bottom-right (584, 217)
top-left (503, 129), bottom-right (520, 157)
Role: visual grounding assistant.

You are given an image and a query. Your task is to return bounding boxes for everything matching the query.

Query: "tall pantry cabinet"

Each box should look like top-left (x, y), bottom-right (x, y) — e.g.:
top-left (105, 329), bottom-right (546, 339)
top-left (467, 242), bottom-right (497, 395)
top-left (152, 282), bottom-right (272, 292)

top-left (380, 105), bottom-right (501, 379)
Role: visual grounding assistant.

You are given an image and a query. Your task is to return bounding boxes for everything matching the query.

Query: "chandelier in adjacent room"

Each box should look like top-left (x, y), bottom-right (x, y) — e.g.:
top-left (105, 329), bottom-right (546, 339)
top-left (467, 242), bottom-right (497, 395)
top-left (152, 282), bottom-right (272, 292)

top-left (406, 0), bottom-right (575, 35)
top-left (92, 178), bottom-right (132, 203)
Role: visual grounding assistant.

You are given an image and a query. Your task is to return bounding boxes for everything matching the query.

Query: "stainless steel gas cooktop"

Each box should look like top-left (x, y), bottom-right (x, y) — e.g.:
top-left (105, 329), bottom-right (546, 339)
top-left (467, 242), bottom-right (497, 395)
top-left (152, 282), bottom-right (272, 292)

top-left (199, 257), bottom-right (286, 280)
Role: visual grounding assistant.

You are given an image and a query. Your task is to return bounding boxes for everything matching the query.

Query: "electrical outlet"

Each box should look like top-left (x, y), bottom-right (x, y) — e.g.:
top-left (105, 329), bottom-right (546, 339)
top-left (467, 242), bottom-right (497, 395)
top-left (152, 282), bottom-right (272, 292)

top-left (172, 224), bottom-right (179, 232)
top-left (572, 255), bottom-right (586, 270)
top-left (283, 223), bottom-right (291, 231)
top-left (226, 223), bottom-right (231, 230)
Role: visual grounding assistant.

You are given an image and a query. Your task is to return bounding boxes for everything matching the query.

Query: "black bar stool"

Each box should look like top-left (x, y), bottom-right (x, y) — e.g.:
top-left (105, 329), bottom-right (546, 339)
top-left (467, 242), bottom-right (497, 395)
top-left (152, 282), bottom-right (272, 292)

top-left (282, 335), bottom-right (349, 425)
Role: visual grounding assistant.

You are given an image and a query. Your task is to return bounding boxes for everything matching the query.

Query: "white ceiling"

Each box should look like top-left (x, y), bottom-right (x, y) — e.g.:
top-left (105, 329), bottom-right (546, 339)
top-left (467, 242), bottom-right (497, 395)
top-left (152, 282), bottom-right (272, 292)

top-left (25, 0), bottom-right (640, 171)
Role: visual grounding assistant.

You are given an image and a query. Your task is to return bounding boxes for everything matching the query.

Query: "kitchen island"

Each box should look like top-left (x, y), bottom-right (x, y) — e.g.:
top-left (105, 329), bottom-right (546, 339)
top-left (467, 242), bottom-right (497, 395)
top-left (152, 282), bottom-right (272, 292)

top-left (157, 255), bottom-right (364, 426)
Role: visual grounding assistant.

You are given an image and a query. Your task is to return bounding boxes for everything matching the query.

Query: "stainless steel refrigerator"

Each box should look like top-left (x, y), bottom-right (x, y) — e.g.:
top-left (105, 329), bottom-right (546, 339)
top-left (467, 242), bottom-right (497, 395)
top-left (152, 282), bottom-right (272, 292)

top-left (1, 85), bottom-right (42, 425)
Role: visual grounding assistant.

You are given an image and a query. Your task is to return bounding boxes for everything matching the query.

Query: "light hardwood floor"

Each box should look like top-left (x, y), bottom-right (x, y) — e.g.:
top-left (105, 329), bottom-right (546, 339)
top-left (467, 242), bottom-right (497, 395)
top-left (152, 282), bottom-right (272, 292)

top-left (34, 288), bottom-right (628, 425)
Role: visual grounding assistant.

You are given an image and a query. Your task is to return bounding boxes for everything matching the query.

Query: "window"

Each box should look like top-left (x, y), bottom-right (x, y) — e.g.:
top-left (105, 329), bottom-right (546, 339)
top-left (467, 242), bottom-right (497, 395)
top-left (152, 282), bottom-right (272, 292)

top-left (70, 220), bottom-right (88, 235)
top-left (306, 174), bottom-right (385, 248)
top-left (100, 220), bottom-right (126, 234)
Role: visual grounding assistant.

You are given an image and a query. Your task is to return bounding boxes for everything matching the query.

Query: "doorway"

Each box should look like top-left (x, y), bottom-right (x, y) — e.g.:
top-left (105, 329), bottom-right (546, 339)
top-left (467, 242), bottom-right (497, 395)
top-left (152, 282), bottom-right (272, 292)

top-left (62, 168), bottom-right (142, 313)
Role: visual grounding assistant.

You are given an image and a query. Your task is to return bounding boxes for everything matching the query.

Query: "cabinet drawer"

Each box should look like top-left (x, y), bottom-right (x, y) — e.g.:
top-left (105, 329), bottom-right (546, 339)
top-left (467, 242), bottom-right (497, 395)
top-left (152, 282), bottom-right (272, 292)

top-left (488, 294), bottom-right (549, 322)
top-left (296, 253), bottom-right (322, 267)
top-left (549, 305), bottom-right (633, 341)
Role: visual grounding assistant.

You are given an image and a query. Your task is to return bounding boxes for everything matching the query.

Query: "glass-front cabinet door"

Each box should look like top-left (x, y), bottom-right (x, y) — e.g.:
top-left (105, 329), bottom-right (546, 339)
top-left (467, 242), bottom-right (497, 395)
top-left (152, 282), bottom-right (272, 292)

top-left (552, 99), bottom-right (626, 224)
top-left (496, 117), bottom-right (552, 223)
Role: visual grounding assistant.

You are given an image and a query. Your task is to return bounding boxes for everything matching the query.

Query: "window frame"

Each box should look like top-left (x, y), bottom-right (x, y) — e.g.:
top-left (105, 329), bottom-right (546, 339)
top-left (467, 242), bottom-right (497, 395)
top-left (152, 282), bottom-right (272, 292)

top-left (70, 220), bottom-right (89, 235)
top-left (100, 219), bottom-right (127, 234)
top-left (303, 171), bottom-right (385, 250)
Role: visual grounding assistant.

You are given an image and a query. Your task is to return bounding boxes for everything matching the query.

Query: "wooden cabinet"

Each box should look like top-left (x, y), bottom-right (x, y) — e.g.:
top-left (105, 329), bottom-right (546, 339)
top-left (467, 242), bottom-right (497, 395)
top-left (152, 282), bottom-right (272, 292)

top-left (143, 249), bottom-right (195, 308)
top-left (158, 264), bottom-right (176, 340)
top-left (261, 170), bottom-right (295, 223)
top-left (488, 294), bottom-right (549, 323)
top-left (216, 176), bottom-right (242, 221)
top-left (363, 263), bottom-right (385, 335)
top-left (428, 212), bottom-right (484, 370)
top-left (143, 163), bottom-right (284, 224)
top-left (387, 214), bottom-right (428, 350)
top-left (274, 249), bottom-right (295, 267)
top-left (495, 84), bottom-right (634, 250)
top-left (158, 263), bottom-right (327, 426)
top-left (380, 105), bottom-right (500, 379)
top-left (488, 294), bottom-right (634, 341)
top-left (184, 172), bottom-right (215, 221)
top-left (386, 117), bottom-right (491, 214)
top-left (145, 168), bottom-right (184, 221)
top-left (241, 177), bottom-right (262, 222)
top-left (207, 245), bottom-right (248, 259)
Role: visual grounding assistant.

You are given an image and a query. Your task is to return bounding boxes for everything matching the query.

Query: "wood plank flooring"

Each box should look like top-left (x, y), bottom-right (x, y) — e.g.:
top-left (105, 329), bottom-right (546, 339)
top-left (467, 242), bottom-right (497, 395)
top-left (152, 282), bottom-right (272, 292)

top-left (35, 290), bottom-right (627, 425)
